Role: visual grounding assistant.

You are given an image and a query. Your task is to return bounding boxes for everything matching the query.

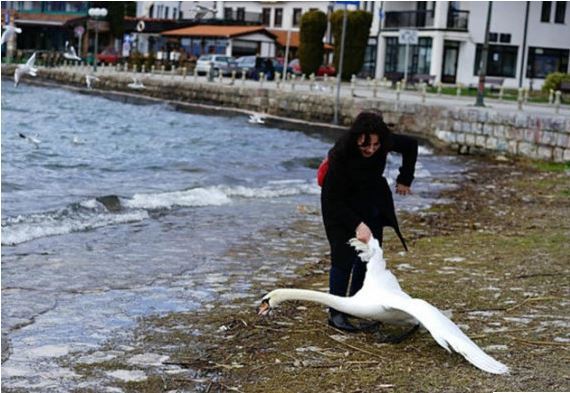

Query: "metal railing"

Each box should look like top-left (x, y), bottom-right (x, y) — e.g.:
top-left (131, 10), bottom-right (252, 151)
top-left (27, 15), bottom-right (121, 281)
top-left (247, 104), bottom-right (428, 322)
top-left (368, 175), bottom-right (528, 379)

top-left (384, 10), bottom-right (434, 28)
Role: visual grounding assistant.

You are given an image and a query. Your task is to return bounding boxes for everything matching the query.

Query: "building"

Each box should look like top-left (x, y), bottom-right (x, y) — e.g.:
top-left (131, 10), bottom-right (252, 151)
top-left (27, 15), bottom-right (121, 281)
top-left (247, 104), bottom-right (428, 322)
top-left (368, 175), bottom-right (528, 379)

top-left (379, 1), bottom-right (570, 89)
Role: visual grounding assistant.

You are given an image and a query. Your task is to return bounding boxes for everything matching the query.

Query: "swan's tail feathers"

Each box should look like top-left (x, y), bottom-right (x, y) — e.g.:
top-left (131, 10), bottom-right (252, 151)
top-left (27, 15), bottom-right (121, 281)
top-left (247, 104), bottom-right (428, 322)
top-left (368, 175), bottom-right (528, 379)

top-left (390, 297), bottom-right (509, 375)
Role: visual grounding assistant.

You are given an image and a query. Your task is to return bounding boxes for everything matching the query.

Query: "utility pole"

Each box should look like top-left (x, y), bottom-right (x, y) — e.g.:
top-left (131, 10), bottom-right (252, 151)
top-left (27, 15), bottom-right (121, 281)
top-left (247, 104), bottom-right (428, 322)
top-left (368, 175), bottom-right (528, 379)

top-left (333, 4), bottom-right (348, 125)
top-left (519, 1), bottom-right (530, 88)
top-left (475, 1), bottom-right (493, 107)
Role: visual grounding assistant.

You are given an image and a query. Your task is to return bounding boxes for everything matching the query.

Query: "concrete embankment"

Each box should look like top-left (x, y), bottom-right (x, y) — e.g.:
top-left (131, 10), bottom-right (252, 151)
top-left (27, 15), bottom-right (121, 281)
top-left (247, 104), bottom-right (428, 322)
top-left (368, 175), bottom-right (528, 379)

top-left (3, 64), bottom-right (569, 162)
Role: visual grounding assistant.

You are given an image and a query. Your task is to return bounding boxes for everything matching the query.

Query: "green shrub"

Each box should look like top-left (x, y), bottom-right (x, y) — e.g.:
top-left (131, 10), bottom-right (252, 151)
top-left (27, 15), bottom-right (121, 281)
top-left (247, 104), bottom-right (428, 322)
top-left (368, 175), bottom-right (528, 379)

top-left (330, 10), bottom-right (372, 80)
top-left (541, 72), bottom-right (570, 92)
top-left (298, 10), bottom-right (327, 76)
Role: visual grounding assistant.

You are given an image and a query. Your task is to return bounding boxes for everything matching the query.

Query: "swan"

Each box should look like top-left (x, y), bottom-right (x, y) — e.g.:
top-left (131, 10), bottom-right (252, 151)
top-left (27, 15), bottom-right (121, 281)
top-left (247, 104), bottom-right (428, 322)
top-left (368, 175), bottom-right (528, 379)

top-left (14, 52), bottom-right (37, 87)
top-left (258, 236), bottom-right (509, 375)
top-left (248, 113), bottom-right (265, 124)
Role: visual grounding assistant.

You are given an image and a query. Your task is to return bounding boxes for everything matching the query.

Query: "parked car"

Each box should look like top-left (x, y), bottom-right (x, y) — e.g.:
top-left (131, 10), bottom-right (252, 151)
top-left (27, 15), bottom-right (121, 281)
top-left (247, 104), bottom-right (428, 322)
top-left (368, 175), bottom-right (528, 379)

top-left (273, 57), bottom-right (294, 76)
top-left (97, 47), bottom-right (120, 64)
top-left (195, 54), bottom-right (238, 76)
top-left (288, 58), bottom-right (336, 77)
top-left (235, 56), bottom-right (276, 80)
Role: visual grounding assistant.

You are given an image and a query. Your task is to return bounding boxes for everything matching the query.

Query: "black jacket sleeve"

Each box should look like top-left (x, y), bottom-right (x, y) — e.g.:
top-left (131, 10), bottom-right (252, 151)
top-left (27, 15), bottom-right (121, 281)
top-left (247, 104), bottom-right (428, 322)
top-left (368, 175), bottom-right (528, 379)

top-left (391, 133), bottom-right (418, 187)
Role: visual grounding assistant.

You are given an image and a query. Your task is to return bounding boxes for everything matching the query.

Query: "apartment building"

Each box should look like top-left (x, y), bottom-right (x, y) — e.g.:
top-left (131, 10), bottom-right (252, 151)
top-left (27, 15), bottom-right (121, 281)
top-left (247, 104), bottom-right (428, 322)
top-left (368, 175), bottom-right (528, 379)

top-left (380, 1), bottom-right (569, 89)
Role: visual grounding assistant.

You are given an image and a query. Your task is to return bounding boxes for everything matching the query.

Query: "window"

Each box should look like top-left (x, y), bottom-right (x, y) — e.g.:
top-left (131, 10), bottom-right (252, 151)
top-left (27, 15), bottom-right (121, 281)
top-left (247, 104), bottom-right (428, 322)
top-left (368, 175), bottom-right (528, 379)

top-left (262, 8), bottom-right (271, 25)
top-left (165, 6), bottom-right (169, 19)
top-left (293, 8), bottom-right (302, 27)
top-left (237, 7), bottom-right (245, 21)
top-left (384, 37), bottom-right (432, 74)
top-left (499, 33), bottom-right (511, 43)
top-left (224, 8), bottom-right (233, 20)
top-left (555, 1), bottom-right (566, 23)
top-left (541, 1), bottom-right (552, 22)
top-left (274, 8), bottom-right (283, 27)
top-left (473, 44), bottom-right (518, 77)
top-left (527, 47), bottom-right (569, 78)
top-left (489, 32), bottom-right (498, 42)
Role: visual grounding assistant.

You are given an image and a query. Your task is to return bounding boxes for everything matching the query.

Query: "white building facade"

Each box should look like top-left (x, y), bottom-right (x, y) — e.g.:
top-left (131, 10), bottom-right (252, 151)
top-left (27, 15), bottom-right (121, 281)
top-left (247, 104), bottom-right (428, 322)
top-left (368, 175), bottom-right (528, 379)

top-left (135, 1), bottom-right (569, 88)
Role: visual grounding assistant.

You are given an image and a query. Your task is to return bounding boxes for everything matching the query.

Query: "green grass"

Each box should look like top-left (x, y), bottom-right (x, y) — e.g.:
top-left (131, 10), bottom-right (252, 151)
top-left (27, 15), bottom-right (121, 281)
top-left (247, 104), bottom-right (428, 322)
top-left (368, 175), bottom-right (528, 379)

top-left (533, 161), bottom-right (570, 172)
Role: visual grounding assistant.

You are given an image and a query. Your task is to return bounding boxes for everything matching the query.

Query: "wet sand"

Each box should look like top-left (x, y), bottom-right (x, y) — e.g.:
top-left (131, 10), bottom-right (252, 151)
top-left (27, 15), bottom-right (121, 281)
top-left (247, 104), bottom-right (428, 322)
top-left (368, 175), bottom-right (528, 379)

top-left (56, 155), bottom-right (569, 393)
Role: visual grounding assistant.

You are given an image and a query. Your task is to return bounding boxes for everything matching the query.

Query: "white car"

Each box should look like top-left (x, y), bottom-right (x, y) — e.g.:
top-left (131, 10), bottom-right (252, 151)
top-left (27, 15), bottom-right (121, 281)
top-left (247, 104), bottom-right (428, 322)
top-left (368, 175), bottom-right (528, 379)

top-left (195, 54), bottom-right (238, 76)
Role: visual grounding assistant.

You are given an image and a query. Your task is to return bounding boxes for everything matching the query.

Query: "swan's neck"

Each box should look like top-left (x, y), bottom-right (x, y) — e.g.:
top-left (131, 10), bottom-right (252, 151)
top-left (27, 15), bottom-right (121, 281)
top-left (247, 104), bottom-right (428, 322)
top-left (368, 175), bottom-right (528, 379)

top-left (272, 289), bottom-right (351, 312)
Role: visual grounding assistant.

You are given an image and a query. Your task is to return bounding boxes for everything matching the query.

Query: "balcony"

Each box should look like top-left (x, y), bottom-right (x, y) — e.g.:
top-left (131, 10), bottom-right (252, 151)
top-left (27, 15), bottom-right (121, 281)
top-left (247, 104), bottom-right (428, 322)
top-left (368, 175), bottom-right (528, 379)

top-left (447, 10), bottom-right (469, 30)
top-left (384, 10), bottom-right (434, 29)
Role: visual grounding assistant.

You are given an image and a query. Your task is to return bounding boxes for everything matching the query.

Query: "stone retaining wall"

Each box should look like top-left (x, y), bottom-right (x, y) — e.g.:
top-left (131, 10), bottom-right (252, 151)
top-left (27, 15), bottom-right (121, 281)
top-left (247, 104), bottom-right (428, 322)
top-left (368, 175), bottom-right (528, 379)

top-left (3, 65), bottom-right (569, 162)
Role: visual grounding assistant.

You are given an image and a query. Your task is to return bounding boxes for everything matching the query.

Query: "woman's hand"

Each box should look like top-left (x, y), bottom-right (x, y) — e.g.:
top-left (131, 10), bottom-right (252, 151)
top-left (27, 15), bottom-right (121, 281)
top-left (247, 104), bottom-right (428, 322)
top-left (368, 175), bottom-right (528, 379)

top-left (395, 183), bottom-right (411, 196)
top-left (355, 222), bottom-right (372, 243)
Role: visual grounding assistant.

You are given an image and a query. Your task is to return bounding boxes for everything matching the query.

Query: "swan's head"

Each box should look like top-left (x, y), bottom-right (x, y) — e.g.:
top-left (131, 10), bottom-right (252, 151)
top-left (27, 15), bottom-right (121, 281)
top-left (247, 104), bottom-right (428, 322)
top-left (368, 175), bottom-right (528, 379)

top-left (257, 289), bottom-right (285, 316)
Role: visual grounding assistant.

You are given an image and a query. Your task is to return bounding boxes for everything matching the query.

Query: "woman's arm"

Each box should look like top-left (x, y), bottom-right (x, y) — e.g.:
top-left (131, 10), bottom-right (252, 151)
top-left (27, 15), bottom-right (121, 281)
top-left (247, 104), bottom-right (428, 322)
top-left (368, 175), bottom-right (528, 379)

top-left (391, 133), bottom-right (418, 188)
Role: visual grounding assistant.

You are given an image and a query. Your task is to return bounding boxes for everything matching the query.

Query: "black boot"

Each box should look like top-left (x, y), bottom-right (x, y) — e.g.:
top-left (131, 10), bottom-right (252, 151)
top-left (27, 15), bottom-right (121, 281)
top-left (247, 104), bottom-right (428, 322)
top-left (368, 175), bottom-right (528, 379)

top-left (328, 311), bottom-right (359, 332)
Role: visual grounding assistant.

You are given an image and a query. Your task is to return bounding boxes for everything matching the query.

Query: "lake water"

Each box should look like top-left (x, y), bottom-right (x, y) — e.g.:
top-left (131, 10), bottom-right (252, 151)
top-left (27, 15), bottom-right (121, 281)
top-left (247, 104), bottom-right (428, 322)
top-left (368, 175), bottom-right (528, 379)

top-left (1, 82), bottom-right (465, 391)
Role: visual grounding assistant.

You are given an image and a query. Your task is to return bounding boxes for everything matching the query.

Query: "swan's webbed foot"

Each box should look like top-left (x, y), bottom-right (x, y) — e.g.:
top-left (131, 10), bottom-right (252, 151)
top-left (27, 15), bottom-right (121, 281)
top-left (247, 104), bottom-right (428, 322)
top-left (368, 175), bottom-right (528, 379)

top-left (375, 324), bottom-right (420, 344)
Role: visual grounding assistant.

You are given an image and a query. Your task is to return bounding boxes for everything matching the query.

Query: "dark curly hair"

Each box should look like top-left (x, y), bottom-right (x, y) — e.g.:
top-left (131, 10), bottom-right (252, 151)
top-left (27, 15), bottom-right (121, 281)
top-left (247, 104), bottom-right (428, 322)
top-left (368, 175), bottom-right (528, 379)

top-left (328, 111), bottom-right (393, 162)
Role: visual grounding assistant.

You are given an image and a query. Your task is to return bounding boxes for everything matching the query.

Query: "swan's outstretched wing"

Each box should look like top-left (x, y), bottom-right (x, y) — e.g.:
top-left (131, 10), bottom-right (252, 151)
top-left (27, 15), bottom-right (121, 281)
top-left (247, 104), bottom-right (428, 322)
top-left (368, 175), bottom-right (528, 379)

top-left (384, 295), bottom-right (509, 374)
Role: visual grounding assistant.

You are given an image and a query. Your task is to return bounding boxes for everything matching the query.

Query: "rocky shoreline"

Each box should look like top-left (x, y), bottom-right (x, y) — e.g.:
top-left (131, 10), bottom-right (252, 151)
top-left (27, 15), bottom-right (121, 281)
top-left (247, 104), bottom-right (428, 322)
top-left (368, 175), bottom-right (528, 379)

top-left (47, 154), bottom-right (570, 393)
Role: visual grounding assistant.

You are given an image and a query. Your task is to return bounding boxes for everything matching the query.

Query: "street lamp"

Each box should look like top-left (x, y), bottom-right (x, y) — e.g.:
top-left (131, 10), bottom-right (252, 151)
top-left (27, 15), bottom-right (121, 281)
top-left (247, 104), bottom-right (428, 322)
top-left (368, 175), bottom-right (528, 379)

top-left (88, 7), bottom-right (108, 72)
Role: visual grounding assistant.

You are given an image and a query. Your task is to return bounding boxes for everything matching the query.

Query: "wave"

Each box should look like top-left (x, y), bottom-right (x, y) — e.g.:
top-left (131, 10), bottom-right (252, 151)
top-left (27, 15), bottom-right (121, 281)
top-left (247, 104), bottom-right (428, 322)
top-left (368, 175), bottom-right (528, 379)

top-left (1, 180), bottom-right (319, 245)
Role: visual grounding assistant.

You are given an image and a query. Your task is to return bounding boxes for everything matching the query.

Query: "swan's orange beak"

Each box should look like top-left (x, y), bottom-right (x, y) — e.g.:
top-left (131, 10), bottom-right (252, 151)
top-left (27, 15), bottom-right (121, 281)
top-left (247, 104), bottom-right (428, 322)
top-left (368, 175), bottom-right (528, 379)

top-left (258, 299), bottom-right (270, 316)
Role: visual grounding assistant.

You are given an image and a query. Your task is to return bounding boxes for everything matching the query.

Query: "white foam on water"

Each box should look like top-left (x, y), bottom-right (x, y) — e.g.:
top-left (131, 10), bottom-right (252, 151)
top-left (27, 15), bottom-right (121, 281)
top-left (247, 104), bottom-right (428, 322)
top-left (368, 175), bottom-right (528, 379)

top-left (2, 210), bottom-right (149, 245)
top-left (125, 187), bottom-right (231, 209)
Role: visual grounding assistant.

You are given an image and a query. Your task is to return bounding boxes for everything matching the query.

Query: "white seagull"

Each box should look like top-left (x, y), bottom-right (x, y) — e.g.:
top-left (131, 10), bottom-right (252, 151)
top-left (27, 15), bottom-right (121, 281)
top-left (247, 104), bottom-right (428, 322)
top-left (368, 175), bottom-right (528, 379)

top-left (63, 41), bottom-right (81, 61)
top-left (18, 132), bottom-right (41, 147)
top-left (85, 74), bottom-right (100, 89)
top-left (14, 52), bottom-right (37, 87)
top-left (258, 236), bottom-right (509, 375)
top-left (248, 113), bottom-right (265, 124)
top-left (1, 25), bottom-right (22, 46)
top-left (127, 77), bottom-right (145, 89)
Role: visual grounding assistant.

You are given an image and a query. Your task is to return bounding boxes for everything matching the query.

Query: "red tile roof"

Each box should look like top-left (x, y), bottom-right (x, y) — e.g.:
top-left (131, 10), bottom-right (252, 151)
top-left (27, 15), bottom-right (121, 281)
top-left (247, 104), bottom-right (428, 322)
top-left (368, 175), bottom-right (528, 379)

top-left (162, 24), bottom-right (275, 38)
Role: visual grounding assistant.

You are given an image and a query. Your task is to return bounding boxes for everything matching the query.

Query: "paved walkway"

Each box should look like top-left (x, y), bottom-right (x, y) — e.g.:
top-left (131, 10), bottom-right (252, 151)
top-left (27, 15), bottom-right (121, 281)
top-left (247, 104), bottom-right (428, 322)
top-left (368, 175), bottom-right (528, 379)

top-left (58, 64), bottom-right (570, 119)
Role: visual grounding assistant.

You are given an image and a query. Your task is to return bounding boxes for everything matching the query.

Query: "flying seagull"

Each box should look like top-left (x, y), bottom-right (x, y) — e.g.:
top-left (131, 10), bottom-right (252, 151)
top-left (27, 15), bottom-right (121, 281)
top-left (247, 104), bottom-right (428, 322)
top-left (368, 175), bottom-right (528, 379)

top-left (19, 132), bottom-right (41, 147)
top-left (248, 113), bottom-right (265, 124)
top-left (14, 52), bottom-right (37, 87)
top-left (63, 41), bottom-right (81, 61)
top-left (1, 25), bottom-right (22, 46)
top-left (127, 77), bottom-right (145, 89)
top-left (85, 74), bottom-right (100, 89)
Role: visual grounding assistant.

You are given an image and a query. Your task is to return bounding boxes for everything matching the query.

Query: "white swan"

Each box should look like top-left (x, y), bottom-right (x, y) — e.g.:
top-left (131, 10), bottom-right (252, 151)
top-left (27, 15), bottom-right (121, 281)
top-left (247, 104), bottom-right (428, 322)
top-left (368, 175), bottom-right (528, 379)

top-left (258, 236), bottom-right (509, 375)
top-left (14, 52), bottom-right (37, 87)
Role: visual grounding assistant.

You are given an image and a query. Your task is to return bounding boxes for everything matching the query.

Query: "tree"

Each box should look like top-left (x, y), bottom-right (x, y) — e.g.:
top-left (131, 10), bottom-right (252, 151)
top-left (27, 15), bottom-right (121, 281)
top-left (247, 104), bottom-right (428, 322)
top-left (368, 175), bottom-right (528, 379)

top-left (298, 10), bottom-right (327, 76)
top-left (330, 10), bottom-right (372, 80)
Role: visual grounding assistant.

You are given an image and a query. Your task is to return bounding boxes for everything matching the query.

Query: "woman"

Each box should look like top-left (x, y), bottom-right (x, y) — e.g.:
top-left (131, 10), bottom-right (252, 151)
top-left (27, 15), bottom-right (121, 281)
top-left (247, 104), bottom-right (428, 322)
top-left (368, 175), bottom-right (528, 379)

top-left (321, 111), bottom-right (418, 331)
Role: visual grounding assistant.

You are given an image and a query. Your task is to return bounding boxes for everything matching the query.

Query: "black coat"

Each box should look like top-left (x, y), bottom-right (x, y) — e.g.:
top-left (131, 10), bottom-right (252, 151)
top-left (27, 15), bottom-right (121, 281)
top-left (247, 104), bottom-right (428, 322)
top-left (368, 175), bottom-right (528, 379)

top-left (321, 133), bottom-right (418, 269)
